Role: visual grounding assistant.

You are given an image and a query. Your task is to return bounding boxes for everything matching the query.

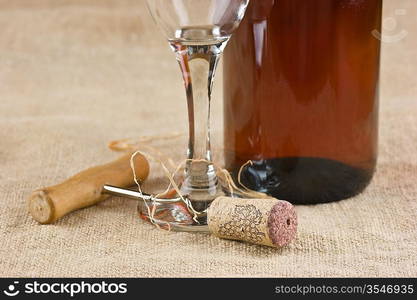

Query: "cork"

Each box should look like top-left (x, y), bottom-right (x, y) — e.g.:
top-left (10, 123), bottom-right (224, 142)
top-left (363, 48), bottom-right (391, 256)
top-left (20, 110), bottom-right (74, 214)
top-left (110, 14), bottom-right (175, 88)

top-left (207, 197), bottom-right (297, 247)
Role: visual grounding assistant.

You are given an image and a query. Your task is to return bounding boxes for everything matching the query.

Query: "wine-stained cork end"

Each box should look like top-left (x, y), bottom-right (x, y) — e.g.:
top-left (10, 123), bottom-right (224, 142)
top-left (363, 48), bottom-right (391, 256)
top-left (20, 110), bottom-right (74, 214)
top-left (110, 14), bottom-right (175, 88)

top-left (267, 201), bottom-right (297, 247)
top-left (28, 190), bottom-right (54, 224)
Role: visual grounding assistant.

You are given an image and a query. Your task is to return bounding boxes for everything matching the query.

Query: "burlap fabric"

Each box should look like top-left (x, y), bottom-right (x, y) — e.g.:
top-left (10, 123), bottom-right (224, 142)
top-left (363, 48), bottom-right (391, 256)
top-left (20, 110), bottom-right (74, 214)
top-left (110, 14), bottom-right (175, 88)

top-left (1, 0), bottom-right (416, 277)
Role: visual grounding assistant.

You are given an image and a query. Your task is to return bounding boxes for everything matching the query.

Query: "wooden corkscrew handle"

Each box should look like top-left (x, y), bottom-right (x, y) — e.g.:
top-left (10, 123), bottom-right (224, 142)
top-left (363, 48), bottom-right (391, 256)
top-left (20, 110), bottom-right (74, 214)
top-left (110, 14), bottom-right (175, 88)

top-left (28, 152), bottom-right (149, 224)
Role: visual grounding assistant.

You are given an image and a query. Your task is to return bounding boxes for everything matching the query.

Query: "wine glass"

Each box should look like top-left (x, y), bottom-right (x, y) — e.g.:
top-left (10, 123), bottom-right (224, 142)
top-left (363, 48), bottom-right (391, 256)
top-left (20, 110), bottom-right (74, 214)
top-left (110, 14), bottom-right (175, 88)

top-left (143, 0), bottom-right (249, 225)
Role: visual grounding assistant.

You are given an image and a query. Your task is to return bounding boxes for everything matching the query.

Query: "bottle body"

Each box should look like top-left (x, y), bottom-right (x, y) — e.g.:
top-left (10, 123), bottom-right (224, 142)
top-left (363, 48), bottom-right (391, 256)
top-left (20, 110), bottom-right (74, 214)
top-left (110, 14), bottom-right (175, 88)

top-left (223, 0), bottom-right (382, 204)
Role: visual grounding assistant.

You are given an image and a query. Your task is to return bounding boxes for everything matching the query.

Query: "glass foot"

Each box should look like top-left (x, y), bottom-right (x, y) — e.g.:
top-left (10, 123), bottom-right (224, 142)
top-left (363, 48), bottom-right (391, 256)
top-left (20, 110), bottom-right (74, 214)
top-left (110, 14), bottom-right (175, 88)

top-left (137, 199), bottom-right (210, 232)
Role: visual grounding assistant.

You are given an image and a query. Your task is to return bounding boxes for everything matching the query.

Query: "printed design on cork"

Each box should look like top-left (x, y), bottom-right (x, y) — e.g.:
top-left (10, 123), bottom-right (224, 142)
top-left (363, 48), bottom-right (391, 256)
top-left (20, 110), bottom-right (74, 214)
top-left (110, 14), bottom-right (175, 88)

top-left (218, 204), bottom-right (266, 243)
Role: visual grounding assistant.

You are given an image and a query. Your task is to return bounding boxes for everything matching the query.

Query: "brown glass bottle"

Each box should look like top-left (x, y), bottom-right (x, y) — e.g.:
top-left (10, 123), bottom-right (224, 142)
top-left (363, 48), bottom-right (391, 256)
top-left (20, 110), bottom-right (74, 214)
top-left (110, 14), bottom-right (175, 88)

top-left (223, 0), bottom-right (382, 204)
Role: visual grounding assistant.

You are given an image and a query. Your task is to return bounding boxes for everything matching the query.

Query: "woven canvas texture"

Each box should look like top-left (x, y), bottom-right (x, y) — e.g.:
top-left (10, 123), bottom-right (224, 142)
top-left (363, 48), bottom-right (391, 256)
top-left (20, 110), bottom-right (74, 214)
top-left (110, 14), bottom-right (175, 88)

top-left (0, 0), bottom-right (416, 277)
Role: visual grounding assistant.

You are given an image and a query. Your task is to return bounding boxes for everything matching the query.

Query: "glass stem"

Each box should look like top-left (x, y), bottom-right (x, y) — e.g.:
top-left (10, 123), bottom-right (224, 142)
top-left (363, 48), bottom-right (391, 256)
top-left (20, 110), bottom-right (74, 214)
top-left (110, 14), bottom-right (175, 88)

top-left (171, 41), bottom-right (227, 206)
